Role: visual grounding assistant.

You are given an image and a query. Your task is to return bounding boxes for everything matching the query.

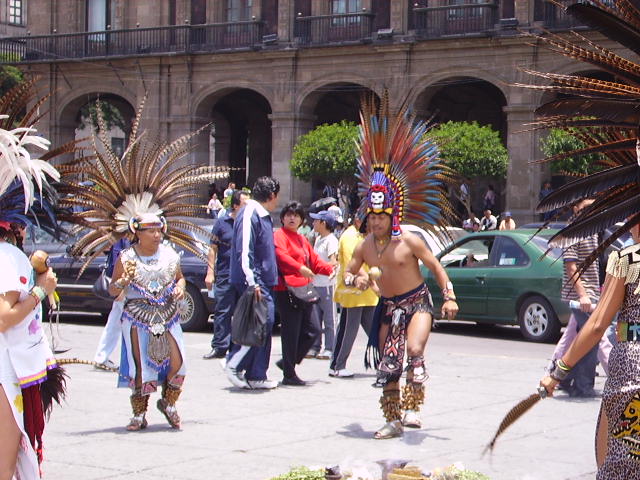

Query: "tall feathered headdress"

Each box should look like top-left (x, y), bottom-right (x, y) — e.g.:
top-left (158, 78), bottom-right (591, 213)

top-left (516, 0), bottom-right (640, 267)
top-left (0, 79), bottom-right (79, 232)
top-left (356, 91), bottom-right (457, 237)
top-left (56, 96), bottom-right (228, 274)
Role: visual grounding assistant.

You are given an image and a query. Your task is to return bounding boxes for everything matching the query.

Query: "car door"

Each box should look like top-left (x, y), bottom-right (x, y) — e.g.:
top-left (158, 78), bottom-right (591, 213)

top-left (485, 235), bottom-right (530, 321)
top-left (436, 235), bottom-right (497, 317)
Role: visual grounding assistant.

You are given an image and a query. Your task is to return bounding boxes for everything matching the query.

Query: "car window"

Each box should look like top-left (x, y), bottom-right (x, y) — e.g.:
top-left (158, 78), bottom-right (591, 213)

top-left (495, 237), bottom-right (529, 266)
top-left (441, 237), bottom-right (495, 268)
top-left (530, 236), bottom-right (562, 260)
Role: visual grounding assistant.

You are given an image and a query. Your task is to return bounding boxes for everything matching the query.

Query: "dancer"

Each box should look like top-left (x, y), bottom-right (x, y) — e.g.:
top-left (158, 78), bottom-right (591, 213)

top-left (346, 94), bottom-right (458, 439)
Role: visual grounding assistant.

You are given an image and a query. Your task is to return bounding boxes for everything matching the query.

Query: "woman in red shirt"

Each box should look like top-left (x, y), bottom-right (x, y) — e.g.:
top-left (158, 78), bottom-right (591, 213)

top-left (274, 201), bottom-right (333, 386)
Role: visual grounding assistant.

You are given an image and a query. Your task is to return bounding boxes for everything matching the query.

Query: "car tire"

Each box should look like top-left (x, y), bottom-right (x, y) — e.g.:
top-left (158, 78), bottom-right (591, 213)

top-left (179, 283), bottom-right (208, 332)
top-left (518, 295), bottom-right (561, 343)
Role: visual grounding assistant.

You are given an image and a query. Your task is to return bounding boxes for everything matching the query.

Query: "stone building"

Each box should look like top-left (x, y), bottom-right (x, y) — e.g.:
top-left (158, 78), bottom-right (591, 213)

top-left (0, 0), bottom-right (625, 220)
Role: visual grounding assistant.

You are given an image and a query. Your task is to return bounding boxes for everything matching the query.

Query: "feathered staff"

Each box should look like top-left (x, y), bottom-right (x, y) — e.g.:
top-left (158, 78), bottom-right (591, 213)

top-left (514, 0), bottom-right (640, 263)
top-left (355, 91), bottom-right (458, 238)
top-left (55, 96), bottom-right (229, 275)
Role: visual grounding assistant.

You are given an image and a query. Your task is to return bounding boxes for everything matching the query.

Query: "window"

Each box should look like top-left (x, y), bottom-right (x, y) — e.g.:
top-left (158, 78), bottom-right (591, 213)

top-left (330, 0), bottom-right (361, 14)
top-left (87, 0), bottom-right (109, 32)
top-left (227, 0), bottom-right (252, 22)
top-left (8, 0), bottom-right (23, 25)
top-left (111, 137), bottom-right (125, 158)
top-left (441, 237), bottom-right (495, 268)
top-left (496, 237), bottom-right (529, 267)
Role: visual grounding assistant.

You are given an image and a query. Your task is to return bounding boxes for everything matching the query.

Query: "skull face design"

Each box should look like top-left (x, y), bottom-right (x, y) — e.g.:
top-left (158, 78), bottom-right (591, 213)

top-left (370, 190), bottom-right (386, 210)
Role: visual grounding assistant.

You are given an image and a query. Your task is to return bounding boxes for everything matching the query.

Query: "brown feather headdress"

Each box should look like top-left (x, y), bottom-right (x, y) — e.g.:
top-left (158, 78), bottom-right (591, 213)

top-left (517, 0), bottom-right (640, 264)
top-left (56, 96), bottom-right (228, 275)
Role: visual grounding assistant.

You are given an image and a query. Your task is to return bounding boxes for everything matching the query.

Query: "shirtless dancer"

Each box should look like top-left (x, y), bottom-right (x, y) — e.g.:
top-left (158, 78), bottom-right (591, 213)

top-left (347, 94), bottom-right (459, 439)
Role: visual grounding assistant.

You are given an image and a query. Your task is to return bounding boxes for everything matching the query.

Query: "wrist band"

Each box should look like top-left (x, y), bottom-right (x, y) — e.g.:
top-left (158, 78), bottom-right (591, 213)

top-left (114, 279), bottom-right (126, 290)
top-left (549, 359), bottom-right (572, 382)
top-left (29, 286), bottom-right (46, 303)
top-left (443, 294), bottom-right (457, 302)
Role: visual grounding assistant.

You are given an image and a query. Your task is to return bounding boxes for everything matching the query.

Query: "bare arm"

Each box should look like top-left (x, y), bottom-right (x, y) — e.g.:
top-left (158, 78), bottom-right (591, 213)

top-left (344, 239), bottom-right (369, 288)
top-left (109, 256), bottom-right (129, 297)
top-left (565, 260), bottom-right (592, 312)
top-left (205, 242), bottom-right (218, 290)
top-left (405, 233), bottom-right (458, 319)
top-left (541, 274), bottom-right (624, 395)
top-left (0, 269), bottom-right (57, 333)
top-left (174, 265), bottom-right (186, 300)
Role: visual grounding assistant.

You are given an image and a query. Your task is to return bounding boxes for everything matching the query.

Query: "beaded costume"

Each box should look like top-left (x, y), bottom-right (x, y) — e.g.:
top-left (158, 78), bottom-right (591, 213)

top-left (355, 92), bottom-right (456, 437)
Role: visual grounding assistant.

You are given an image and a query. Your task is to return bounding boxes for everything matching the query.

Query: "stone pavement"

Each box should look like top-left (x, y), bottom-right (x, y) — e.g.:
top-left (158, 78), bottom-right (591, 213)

top-left (42, 321), bottom-right (602, 480)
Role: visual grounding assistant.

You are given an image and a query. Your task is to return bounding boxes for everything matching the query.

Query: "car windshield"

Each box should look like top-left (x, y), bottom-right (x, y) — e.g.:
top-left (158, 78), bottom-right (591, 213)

top-left (529, 235), bottom-right (562, 260)
top-left (440, 238), bottom-right (493, 267)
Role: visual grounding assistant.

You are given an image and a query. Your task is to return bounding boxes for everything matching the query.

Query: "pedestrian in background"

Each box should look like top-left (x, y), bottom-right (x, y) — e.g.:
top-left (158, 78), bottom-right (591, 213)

top-left (483, 184), bottom-right (496, 212)
top-left (330, 214), bottom-right (379, 378)
top-left (225, 176), bottom-right (280, 390)
top-left (498, 211), bottom-right (516, 230)
top-left (539, 181), bottom-right (555, 221)
top-left (480, 209), bottom-right (497, 231)
top-left (203, 190), bottom-right (250, 360)
top-left (206, 192), bottom-right (223, 219)
top-left (93, 237), bottom-right (131, 369)
top-left (462, 211), bottom-right (481, 232)
top-left (273, 201), bottom-right (333, 386)
top-left (309, 210), bottom-right (339, 360)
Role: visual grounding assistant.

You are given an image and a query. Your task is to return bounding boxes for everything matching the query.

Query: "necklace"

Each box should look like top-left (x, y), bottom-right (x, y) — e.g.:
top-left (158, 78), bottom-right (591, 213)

top-left (374, 237), bottom-right (391, 258)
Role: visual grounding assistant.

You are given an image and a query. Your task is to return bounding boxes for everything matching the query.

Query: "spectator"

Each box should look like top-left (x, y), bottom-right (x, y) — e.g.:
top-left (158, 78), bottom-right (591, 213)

top-left (330, 213), bottom-right (379, 377)
top-left (223, 182), bottom-right (236, 199)
top-left (93, 237), bottom-right (131, 369)
top-left (206, 192), bottom-right (223, 219)
top-left (457, 178), bottom-right (470, 217)
top-left (225, 176), bottom-right (280, 390)
top-left (483, 184), bottom-right (496, 212)
top-left (328, 205), bottom-right (345, 237)
top-left (309, 210), bottom-right (339, 360)
top-left (273, 202), bottom-right (333, 385)
top-left (203, 190), bottom-right (250, 360)
top-left (498, 211), bottom-right (516, 230)
top-left (462, 212), bottom-right (481, 232)
top-left (480, 209), bottom-right (497, 231)
top-left (539, 181), bottom-right (555, 221)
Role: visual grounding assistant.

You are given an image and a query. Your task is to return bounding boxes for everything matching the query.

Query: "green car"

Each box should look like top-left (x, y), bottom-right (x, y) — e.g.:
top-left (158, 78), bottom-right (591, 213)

top-left (421, 229), bottom-right (570, 343)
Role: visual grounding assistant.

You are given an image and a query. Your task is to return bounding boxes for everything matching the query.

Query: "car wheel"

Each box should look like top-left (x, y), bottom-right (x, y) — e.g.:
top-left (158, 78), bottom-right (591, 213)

top-left (179, 283), bottom-right (208, 332)
top-left (518, 295), bottom-right (561, 343)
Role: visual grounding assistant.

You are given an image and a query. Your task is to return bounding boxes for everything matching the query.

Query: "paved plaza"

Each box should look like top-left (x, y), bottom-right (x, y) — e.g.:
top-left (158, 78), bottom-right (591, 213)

top-left (42, 320), bottom-right (601, 480)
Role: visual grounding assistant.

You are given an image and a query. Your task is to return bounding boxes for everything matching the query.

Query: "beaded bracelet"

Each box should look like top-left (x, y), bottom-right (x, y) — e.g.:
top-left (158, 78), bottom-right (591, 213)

top-left (29, 286), bottom-right (46, 304)
top-left (549, 359), bottom-right (572, 382)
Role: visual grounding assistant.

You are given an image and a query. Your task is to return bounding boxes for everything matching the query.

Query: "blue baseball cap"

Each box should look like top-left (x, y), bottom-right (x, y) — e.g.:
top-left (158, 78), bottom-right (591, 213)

top-left (309, 210), bottom-right (337, 228)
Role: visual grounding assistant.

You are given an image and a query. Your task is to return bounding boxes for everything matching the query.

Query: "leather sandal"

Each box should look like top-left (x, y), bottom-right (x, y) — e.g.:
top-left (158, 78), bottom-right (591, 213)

top-left (374, 420), bottom-right (403, 439)
top-left (157, 398), bottom-right (181, 429)
top-left (402, 410), bottom-right (422, 429)
top-left (126, 414), bottom-right (148, 431)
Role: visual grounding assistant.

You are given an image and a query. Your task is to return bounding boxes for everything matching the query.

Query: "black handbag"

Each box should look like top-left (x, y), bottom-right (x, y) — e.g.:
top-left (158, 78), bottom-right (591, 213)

top-left (92, 270), bottom-right (112, 300)
top-left (231, 286), bottom-right (268, 347)
top-left (287, 283), bottom-right (320, 303)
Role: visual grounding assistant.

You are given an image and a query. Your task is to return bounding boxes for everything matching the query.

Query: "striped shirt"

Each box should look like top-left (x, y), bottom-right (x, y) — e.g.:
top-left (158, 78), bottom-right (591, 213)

top-left (561, 234), bottom-right (600, 302)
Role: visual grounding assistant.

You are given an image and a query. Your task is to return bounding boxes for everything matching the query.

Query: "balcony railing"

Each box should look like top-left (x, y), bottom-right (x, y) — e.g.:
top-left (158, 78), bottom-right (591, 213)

top-left (0, 21), bottom-right (264, 63)
top-left (414, 3), bottom-right (498, 39)
top-left (538, 2), bottom-right (584, 29)
top-left (294, 12), bottom-right (375, 46)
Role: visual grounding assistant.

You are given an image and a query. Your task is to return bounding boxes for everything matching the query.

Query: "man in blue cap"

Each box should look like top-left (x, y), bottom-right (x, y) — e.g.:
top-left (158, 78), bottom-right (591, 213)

top-left (498, 211), bottom-right (516, 230)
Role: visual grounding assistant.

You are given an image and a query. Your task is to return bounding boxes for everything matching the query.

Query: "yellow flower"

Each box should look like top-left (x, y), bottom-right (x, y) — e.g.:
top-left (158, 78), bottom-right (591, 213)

top-left (13, 393), bottom-right (23, 413)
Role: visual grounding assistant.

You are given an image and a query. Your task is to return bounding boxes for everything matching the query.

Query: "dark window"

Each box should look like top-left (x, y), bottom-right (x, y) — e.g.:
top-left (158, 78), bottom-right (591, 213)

top-left (496, 237), bottom-right (529, 267)
top-left (227, 0), bottom-right (252, 22)
top-left (191, 0), bottom-right (206, 24)
top-left (8, 0), bottom-right (23, 25)
top-left (331, 0), bottom-right (361, 14)
top-left (86, 0), bottom-right (110, 31)
top-left (111, 137), bottom-right (125, 158)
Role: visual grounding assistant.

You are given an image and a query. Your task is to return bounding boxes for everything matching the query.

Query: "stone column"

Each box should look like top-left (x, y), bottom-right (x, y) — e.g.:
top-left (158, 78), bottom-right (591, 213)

top-left (277, 0), bottom-right (294, 42)
top-left (504, 104), bottom-right (542, 224)
top-left (514, 0), bottom-right (532, 26)
top-left (390, 0), bottom-right (409, 33)
top-left (269, 112), bottom-right (316, 208)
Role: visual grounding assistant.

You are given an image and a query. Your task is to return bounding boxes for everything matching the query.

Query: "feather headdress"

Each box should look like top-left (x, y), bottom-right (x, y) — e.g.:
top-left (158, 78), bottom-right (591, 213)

top-left (356, 92), bottom-right (457, 237)
top-left (56, 96), bottom-right (228, 274)
top-left (517, 0), bottom-right (640, 261)
top-left (0, 79), bottom-right (78, 231)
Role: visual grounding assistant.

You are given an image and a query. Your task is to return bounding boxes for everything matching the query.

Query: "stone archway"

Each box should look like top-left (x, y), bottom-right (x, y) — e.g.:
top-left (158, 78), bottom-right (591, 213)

top-left (194, 88), bottom-right (273, 192)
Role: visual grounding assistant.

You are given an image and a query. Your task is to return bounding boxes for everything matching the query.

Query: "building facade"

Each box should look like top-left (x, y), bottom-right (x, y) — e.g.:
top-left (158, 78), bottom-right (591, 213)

top-left (0, 0), bottom-right (625, 220)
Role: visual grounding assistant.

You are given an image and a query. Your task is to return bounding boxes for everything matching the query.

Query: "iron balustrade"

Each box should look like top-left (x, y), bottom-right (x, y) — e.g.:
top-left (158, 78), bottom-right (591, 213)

top-left (414, 3), bottom-right (498, 39)
top-left (0, 21), bottom-right (264, 63)
top-left (294, 12), bottom-right (375, 46)
top-left (539, 2), bottom-right (584, 29)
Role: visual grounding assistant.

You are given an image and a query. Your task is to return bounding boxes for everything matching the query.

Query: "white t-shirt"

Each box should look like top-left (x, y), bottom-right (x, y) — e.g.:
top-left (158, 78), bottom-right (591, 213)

top-left (313, 233), bottom-right (338, 287)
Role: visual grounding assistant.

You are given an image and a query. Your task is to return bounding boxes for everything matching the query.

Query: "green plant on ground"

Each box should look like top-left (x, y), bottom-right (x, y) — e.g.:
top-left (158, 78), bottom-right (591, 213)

top-left (268, 466), bottom-right (325, 480)
top-left (431, 464), bottom-right (491, 480)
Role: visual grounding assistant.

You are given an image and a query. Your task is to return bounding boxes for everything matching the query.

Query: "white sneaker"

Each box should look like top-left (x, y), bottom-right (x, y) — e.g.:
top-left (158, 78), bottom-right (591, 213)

top-left (329, 368), bottom-right (354, 378)
top-left (246, 379), bottom-right (278, 390)
top-left (225, 365), bottom-right (249, 389)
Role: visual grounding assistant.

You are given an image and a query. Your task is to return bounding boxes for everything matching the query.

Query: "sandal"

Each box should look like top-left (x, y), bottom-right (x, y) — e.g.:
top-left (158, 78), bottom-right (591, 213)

top-left (126, 414), bottom-right (148, 431)
top-left (374, 420), bottom-right (403, 439)
top-left (402, 410), bottom-right (422, 429)
top-left (157, 398), bottom-right (181, 429)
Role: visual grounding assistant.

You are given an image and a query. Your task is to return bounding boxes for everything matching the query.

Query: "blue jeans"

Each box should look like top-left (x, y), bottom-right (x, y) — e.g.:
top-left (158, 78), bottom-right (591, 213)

top-left (226, 284), bottom-right (275, 381)
top-left (210, 277), bottom-right (238, 351)
top-left (560, 308), bottom-right (598, 397)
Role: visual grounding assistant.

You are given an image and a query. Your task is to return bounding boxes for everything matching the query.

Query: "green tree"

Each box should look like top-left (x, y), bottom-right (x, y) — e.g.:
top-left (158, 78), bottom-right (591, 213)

top-left (540, 128), bottom-right (605, 175)
top-left (0, 65), bottom-right (23, 97)
top-left (79, 99), bottom-right (127, 132)
top-left (290, 121), bottom-right (359, 186)
top-left (427, 121), bottom-right (508, 178)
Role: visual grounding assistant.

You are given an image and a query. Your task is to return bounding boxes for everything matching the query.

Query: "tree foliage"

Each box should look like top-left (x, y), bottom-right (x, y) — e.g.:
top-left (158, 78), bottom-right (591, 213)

top-left (290, 121), bottom-right (359, 186)
top-left (428, 121), bottom-right (508, 178)
top-left (79, 100), bottom-right (127, 132)
top-left (539, 128), bottom-right (605, 175)
top-left (0, 65), bottom-right (23, 97)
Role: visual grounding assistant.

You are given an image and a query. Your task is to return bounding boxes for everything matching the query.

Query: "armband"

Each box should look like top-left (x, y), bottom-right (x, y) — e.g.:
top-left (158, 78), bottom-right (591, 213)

top-left (549, 359), bottom-right (572, 382)
top-left (29, 286), bottom-right (46, 303)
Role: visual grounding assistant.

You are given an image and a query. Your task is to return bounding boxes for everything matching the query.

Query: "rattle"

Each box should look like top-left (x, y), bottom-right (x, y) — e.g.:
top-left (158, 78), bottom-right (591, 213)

top-left (369, 266), bottom-right (382, 281)
top-left (30, 250), bottom-right (58, 309)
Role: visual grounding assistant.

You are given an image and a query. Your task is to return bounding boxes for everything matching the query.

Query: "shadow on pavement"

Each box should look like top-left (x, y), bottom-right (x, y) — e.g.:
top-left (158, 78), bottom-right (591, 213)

top-left (433, 321), bottom-right (528, 342)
